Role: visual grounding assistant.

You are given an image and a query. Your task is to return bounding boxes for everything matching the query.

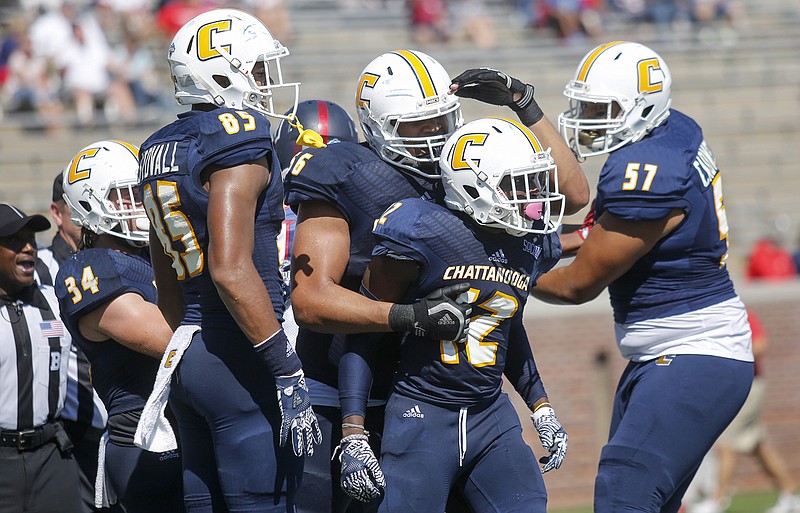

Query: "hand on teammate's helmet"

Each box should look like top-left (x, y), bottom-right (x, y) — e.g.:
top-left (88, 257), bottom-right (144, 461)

top-left (531, 405), bottom-right (569, 473)
top-left (338, 433), bottom-right (386, 502)
top-left (450, 68), bottom-right (544, 126)
top-left (275, 371), bottom-right (323, 457)
top-left (388, 283), bottom-right (472, 342)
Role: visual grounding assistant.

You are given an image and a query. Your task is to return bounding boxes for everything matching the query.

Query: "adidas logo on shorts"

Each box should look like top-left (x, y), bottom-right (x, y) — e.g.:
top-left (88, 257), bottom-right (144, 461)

top-left (403, 405), bottom-right (425, 419)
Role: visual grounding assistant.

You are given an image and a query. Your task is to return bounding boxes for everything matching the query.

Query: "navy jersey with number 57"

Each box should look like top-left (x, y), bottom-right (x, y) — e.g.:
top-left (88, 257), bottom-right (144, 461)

top-left (372, 198), bottom-right (561, 407)
top-left (137, 108), bottom-right (285, 326)
top-left (595, 109), bottom-right (736, 324)
top-left (56, 249), bottom-right (158, 417)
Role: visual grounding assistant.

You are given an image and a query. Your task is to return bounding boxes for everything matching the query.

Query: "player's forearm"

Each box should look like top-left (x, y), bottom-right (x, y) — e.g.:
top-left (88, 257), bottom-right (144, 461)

top-left (530, 268), bottom-right (596, 305)
top-left (528, 117), bottom-right (589, 215)
top-left (291, 281), bottom-right (393, 334)
top-left (212, 264), bottom-right (282, 344)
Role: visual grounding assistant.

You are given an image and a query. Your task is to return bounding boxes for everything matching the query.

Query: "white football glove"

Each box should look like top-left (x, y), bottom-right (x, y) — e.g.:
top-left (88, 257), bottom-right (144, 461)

top-left (531, 405), bottom-right (568, 473)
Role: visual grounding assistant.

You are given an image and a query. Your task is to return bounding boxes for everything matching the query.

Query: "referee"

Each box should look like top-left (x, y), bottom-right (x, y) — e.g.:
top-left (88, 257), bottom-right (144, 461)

top-left (0, 203), bottom-right (82, 513)
top-left (37, 172), bottom-right (110, 513)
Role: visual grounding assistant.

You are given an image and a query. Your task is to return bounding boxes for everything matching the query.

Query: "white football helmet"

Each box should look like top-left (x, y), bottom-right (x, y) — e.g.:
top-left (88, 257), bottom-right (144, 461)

top-left (168, 8), bottom-right (299, 120)
top-left (62, 140), bottom-right (149, 246)
top-left (356, 50), bottom-right (462, 179)
top-left (440, 117), bottom-right (564, 236)
top-left (559, 41), bottom-right (672, 158)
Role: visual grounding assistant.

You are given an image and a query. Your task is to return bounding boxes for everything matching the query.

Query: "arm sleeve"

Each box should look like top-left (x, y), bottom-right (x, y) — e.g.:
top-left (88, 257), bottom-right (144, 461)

top-left (338, 282), bottom-right (382, 419)
top-left (503, 317), bottom-right (547, 410)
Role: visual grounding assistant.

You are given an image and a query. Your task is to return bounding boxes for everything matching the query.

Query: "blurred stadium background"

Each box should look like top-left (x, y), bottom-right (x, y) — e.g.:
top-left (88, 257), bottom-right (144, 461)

top-left (1, 0), bottom-right (798, 509)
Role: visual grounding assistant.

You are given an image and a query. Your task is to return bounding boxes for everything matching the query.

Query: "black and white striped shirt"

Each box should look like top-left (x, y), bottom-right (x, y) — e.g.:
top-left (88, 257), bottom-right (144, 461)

top-left (0, 284), bottom-right (70, 430)
top-left (37, 244), bottom-right (107, 430)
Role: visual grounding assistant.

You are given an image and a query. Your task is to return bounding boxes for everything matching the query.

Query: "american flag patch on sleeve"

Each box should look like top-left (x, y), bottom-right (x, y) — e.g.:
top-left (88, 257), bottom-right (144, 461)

top-left (40, 320), bottom-right (65, 338)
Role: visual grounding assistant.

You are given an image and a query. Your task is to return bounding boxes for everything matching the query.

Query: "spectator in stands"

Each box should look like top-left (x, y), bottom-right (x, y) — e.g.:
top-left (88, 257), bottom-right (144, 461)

top-left (793, 239), bottom-right (800, 277)
top-left (448, 0), bottom-right (496, 49)
top-left (2, 33), bottom-right (63, 130)
top-left (249, 0), bottom-right (294, 44)
top-left (541, 0), bottom-right (603, 45)
top-left (109, 31), bottom-right (160, 111)
top-left (155, 0), bottom-right (213, 37)
top-left (690, 309), bottom-right (800, 513)
top-left (746, 237), bottom-right (797, 281)
top-left (690, 0), bottom-right (745, 28)
top-left (407, 0), bottom-right (450, 44)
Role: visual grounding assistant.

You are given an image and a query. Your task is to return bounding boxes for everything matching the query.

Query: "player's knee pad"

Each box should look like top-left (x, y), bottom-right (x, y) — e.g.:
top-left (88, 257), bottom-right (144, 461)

top-left (594, 444), bottom-right (672, 513)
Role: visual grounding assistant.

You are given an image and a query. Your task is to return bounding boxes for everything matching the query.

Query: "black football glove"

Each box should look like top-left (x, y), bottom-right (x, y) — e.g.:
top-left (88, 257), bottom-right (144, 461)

top-left (451, 68), bottom-right (544, 126)
top-left (388, 283), bottom-right (471, 342)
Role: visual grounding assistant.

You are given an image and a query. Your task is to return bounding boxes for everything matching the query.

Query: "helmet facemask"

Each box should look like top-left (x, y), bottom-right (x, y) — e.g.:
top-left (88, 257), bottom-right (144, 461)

top-left (62, 140), bottom-right (149, 249)
top-left (452, 150), bottom-right (564, 236)
top-left (66, 179), bottom-right (150, 248)
top-left (369, 100), bottom-right (462, 179)
top-left (356, 50), bottom-right (463, 180)
top-left (558, 41), bottom-right (673, 158)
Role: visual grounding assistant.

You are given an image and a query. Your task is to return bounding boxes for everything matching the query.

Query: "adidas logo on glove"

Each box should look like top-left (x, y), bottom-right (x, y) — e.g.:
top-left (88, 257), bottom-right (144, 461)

top-left (438, 313), bottom-right (456, 325)
top-left (403, 405), bottom-right (425, 418)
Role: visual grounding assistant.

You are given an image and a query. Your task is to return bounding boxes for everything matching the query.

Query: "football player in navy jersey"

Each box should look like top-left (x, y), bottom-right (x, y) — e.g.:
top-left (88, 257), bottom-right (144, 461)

top-left (274, 99), bottom-right (371, 513)
top-left (531, 41), bottom-right (754, 513)
top-left (283, 52), bottom-right (473, 513)
top-left (284, 51), bottom-right (589, 512)
top-left (136, 9), bottom-right (321, 512)
top-left (55, 140), bottom-right (183, 513)
top-left (337, 117), bottom-right (572, 512)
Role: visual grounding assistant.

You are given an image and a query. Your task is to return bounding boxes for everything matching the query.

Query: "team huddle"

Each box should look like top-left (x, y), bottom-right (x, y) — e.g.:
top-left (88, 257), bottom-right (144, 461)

top-left (6, 7), bottom-right (752, 513)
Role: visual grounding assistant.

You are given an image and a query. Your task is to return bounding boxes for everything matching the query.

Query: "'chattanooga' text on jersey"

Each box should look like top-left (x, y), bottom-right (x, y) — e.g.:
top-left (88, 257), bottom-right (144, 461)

top-left (442, 264), bottom-right (531, 292)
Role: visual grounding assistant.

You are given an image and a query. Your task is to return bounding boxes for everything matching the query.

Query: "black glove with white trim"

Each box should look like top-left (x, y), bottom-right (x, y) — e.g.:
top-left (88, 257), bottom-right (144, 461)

top-left (451, 68), bottom-right (544, 126)
top-left (388, 283), bottom-right (472, 342)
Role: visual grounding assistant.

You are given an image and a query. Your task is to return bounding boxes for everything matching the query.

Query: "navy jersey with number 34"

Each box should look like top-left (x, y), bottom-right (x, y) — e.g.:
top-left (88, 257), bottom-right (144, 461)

top-left (595, 109), bottom-right (736, 324)
top-left (372, 198), bottom-right (561, 407)
top-left (56, 249), bottom-right (158, 417)
top-left (137, 107), bottom-right (285, 325)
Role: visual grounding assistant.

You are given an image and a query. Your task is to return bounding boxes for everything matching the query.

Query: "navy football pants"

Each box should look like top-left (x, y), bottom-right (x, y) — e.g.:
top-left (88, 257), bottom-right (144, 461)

top-left (105, 442), bottom-right (184, 512)
top-left (169, 327), bottom-right (303, 513)
top-left (378, 391), bottom-right (546, 513)
top-left (595, 355), bottom-right (753, 513)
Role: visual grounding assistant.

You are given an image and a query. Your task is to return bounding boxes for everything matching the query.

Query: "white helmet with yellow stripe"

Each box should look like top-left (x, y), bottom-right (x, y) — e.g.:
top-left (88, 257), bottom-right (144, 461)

top-left (167, 8), bottom-right (299, 120)
top-left (440, 117), bottom-right (564, 236)
top-left (559, 41), bottom-right (672, 158)
top-left (61, 140), bottom-right (149, 245)
top-left (356, 50), bottom-right (462, 179)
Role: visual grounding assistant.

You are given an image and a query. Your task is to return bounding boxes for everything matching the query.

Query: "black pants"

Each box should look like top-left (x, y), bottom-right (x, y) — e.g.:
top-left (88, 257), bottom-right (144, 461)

top-left (0, 440), bottom-right (82, 513)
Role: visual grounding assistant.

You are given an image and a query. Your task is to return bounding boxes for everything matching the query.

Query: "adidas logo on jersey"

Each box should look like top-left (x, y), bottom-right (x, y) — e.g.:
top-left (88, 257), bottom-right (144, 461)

top-left (403, 405), bottom-right (425, 418)
top-left (438, 313), bottom-right (456, 325)
top-left (488, 249), bottom-right (508, 264)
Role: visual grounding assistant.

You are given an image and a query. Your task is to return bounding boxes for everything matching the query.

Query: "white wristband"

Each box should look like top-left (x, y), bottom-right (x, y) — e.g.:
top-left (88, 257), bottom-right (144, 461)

top-left (532, 405), bottom-right (556, 423)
